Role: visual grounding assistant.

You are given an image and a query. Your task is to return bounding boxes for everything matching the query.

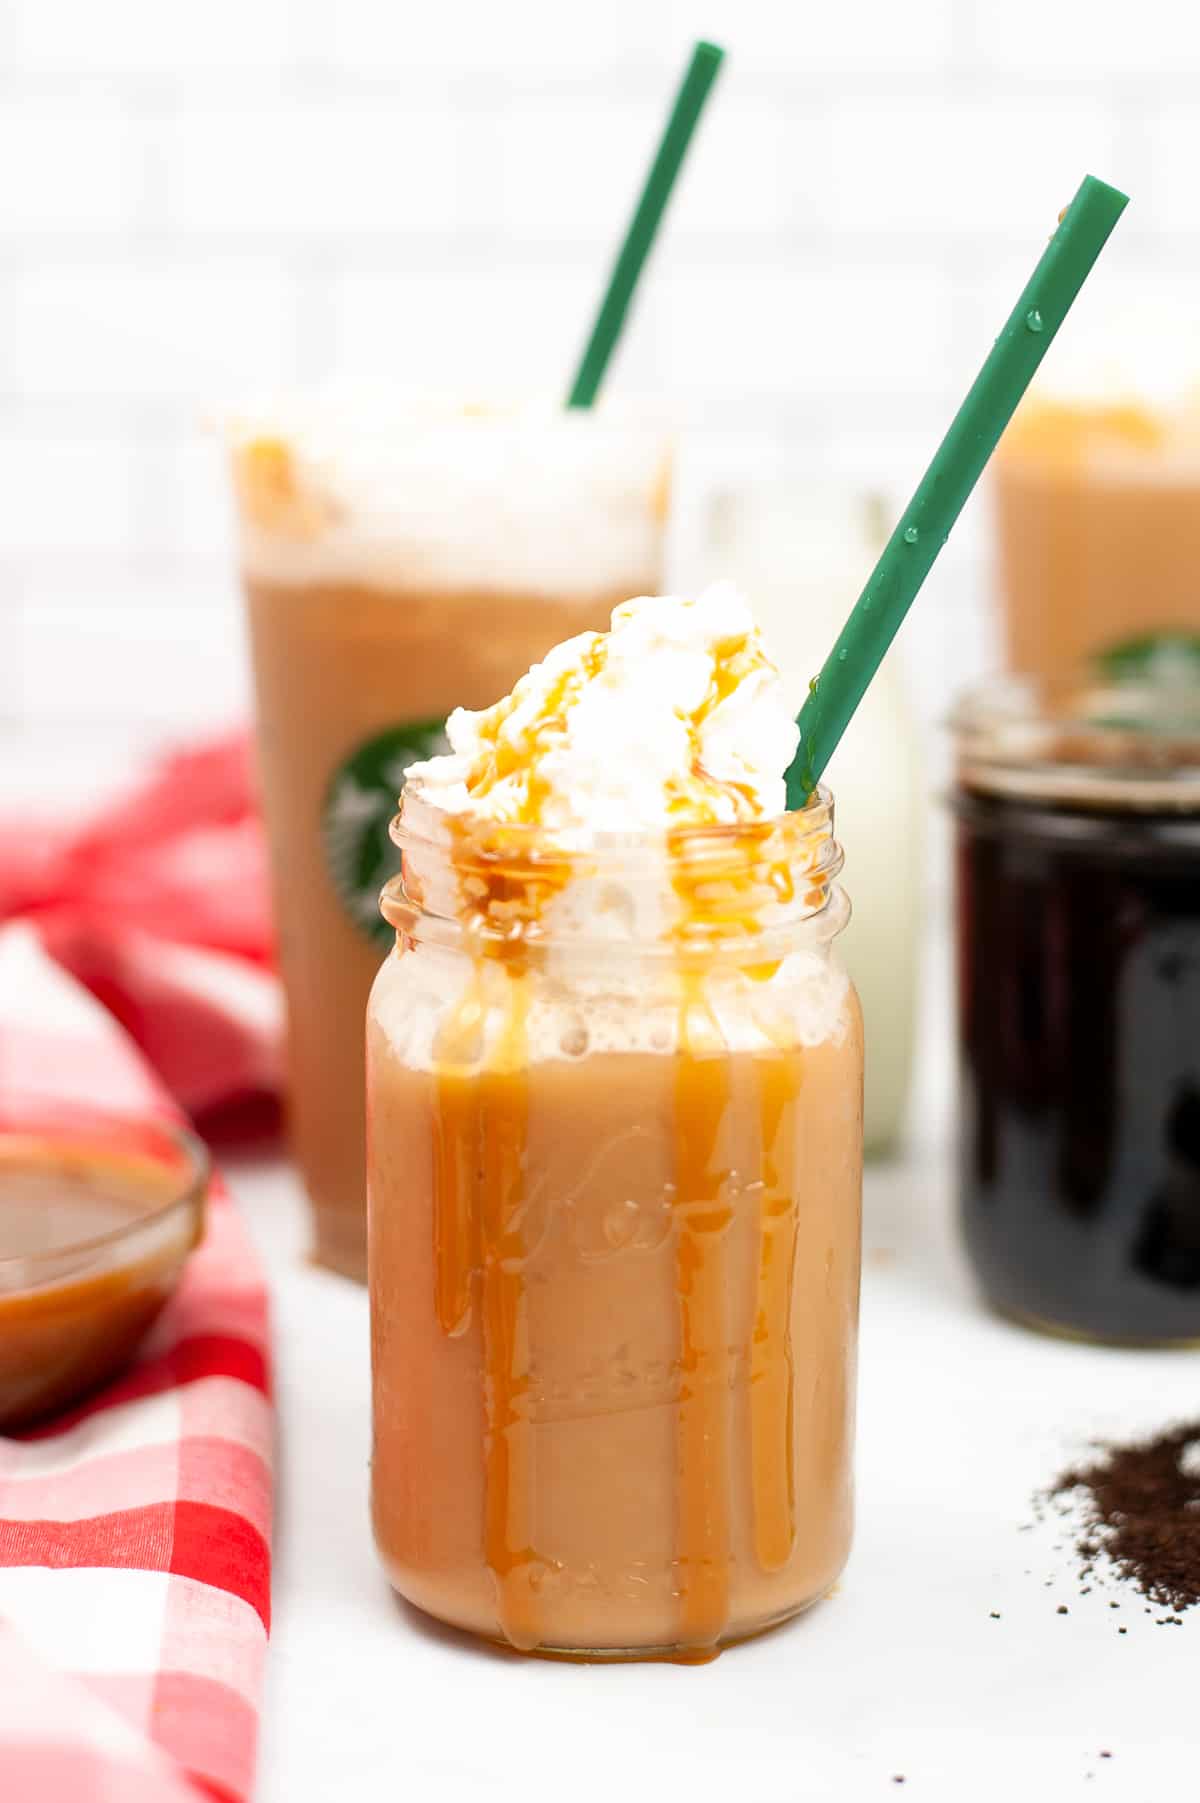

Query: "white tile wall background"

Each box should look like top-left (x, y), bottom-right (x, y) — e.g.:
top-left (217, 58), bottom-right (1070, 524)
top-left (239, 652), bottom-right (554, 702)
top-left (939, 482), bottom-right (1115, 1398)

top-left (3, 0), bottom-right (1200, 747)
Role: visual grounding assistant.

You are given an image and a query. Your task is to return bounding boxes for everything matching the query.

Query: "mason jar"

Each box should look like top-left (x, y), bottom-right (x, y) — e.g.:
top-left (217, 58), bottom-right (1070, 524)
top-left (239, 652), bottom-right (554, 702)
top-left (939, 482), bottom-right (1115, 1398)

top-left (953, 669), bottom-right (1200, 1344)
top-left (365, 779), bottom-right (863, 1661)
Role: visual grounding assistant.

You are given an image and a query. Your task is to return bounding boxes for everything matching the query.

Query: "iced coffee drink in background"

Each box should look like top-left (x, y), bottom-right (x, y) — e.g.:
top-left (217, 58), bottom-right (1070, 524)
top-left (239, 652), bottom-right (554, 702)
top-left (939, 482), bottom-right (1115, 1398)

top-left (229, 404), bottom-right (670, 1280)
top-left (993, 331), bottom-right (1200, 675)
top-left (367, 587), bottom-right (863, 1659)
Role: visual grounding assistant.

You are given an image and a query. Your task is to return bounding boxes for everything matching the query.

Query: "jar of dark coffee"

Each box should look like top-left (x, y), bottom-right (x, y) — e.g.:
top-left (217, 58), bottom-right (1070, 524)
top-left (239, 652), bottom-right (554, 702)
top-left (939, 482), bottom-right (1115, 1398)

top-left (952, 668), bottom-right (1200, 1345)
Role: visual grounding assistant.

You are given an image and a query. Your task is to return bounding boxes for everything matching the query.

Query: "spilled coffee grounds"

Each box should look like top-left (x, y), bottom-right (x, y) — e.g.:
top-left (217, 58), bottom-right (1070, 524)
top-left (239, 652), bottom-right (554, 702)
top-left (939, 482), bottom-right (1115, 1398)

top-left (1052, 1421), bottom-right (1200, 1613)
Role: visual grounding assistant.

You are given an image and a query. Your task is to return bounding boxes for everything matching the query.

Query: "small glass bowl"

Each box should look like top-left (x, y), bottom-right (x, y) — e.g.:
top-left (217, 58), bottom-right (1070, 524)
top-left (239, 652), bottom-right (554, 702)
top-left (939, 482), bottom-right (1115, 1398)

top-left (0, 1108), bottom-right (209, 1430)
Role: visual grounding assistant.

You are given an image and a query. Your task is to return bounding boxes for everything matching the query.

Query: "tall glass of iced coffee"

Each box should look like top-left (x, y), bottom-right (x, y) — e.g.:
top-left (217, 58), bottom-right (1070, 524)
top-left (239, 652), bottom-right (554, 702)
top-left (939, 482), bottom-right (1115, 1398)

top-left (994, 372), bottom-right (1200, 676)
top-left (367, 587), bottom-right (863, 1659)
top-left (229, 404), bottom-right (670, 1279)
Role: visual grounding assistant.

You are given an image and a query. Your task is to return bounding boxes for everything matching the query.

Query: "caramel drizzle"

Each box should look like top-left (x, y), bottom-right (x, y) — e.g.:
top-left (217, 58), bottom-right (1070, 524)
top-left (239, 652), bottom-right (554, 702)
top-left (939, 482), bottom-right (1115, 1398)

top-left (673, 996), bottom-right (734, 1650)
top-left (463, 634), bottom-right (608, 826)
top-left (666, 629), bottom-right (764, 828)
top-left (750, 1057), bottom-right (800, 1572)
top-left (233, 435), bottom-right (334, 537)
top-left (432, 965), bottom-right (539, 1649)
top-left (431, 994), bottom-right (482, 1339)
top-left (429, 797), bottom-right (571, 1651)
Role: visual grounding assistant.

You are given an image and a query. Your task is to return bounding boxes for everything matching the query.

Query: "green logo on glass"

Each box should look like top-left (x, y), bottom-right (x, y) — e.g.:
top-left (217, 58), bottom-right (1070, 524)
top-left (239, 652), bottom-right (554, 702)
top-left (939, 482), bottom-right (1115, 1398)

top-left (322, 719), bottom-right (449, 951)
top-left (1095, 632), bottom-right (1200, 682)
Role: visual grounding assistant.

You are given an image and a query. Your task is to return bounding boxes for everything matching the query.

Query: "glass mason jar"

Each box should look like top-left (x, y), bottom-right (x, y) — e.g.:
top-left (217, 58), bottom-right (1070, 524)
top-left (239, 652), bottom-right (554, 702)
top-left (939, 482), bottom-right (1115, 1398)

top-left (366, 782), bottom-right (863, 1660)
top-left (952, 669), bottom-right (1200, 1345)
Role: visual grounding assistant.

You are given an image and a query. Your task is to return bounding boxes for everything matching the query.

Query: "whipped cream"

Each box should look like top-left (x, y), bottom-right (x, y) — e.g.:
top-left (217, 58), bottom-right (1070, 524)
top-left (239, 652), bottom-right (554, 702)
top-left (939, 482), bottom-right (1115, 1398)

top-left (228, 396), bottom-right (669, 598)
top-left (382, 586), bottom-right (851, 1068)
top-left (1027, 296), bottom-right (1200, 417)
top-left (405, 584), bottom-right (801, 837)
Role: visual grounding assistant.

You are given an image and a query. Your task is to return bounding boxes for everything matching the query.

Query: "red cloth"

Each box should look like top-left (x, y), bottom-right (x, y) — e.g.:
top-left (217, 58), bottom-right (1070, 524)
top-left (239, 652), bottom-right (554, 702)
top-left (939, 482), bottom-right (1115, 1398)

top-left (0, 923), bottom-right (273, 1803)
top-left (0, 733), bottom-right (282, 1127)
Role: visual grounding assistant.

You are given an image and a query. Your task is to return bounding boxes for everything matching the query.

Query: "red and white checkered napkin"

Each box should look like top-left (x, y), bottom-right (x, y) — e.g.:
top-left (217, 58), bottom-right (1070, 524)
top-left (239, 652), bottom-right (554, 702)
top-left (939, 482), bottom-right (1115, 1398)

top-left (0, 924), bottom-right (273, 1803)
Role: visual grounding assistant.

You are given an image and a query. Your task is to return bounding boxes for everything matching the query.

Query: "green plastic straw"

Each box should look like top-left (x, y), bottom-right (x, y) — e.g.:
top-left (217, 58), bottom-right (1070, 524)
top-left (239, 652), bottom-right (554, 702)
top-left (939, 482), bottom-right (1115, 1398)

top-left (567, 40), bottom-right (725, 409)
top-left (784, 174), bottom-right (1129, 809)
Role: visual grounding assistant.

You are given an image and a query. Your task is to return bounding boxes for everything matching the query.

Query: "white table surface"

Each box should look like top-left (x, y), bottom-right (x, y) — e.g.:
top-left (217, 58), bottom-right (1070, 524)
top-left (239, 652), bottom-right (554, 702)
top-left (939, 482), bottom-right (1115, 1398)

top-left (226, 964), bottom-right (1200, 1803)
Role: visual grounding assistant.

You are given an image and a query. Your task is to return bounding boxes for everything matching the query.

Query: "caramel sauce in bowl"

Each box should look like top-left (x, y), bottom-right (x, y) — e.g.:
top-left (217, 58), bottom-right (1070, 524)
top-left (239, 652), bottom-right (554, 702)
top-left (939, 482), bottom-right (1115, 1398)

top-left (0, 1108), bottom-right (208, 1430)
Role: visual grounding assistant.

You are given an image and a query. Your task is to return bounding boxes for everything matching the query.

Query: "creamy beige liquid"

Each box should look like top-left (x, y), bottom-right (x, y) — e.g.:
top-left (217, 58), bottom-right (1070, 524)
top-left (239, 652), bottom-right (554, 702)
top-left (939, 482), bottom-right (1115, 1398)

top-left (244, 577), bottom-right (647, 1281)
top-left (994, 401), bottom-right (1200, 675)
top-left (367, 986), bottom-right (863, 1656)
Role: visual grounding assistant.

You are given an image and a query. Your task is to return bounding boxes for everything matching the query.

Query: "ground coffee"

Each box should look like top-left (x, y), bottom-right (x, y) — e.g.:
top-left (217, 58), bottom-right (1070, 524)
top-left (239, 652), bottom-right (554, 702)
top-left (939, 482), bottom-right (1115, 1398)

top-left (1052, 1421), bottom-right (1200, 1614)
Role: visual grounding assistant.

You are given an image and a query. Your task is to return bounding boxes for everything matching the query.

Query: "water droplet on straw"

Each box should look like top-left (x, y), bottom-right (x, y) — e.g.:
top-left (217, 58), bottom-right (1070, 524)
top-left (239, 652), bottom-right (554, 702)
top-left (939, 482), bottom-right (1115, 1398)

top-left (1025, 308), bottom-right (1044, 334)
top-left (837, 647), bottom-right (848, 662)
top-left (903, 525), bottom-right (919, 545)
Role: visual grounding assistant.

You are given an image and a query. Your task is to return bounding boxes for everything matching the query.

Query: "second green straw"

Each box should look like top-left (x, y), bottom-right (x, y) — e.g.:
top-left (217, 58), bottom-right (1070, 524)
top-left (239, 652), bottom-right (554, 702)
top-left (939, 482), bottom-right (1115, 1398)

top-left (567, 40), bottom-right (725, 409)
